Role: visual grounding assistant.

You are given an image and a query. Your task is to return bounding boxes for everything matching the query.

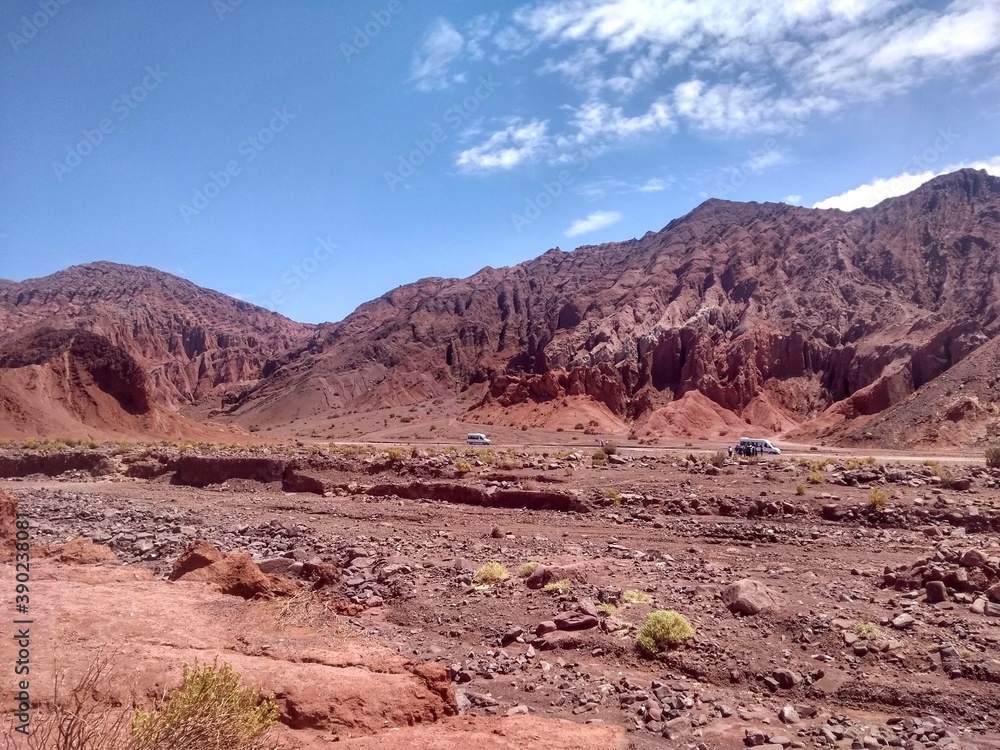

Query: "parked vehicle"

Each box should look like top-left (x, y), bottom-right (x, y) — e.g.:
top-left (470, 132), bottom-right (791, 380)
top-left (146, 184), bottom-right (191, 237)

top-left (466, 433), bottom-right (491, 446)
top-left (737, 437), bottom-right (781, 455)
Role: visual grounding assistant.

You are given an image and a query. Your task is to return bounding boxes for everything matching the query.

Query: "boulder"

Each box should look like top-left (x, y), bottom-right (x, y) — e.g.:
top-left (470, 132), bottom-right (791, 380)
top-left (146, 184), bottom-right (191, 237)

top-left (177, 552), bottom-right (290, 599)
top-left (925, 580), bottom-right (949, 603)
top-left (721, 579), bottom-right (781, 615)
top-left (525, 564), bottom-right (588, 590)
top-left (552, 612), bottom-right (599, 631)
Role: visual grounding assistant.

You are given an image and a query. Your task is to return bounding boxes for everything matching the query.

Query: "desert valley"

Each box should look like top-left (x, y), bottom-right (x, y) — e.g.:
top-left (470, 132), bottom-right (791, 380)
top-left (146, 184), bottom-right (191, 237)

top-left (2, 169), bottom-right (1000, 749)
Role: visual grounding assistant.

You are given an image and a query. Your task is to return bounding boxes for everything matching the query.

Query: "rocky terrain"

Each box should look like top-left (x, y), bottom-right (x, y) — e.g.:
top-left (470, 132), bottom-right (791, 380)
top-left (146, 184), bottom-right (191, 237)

top-left (0, 262), bottom-right (313, 439)
top-left (2, 441), bottom-right (999, 748)
top-left (3, 170), bottom-right (1000, 448)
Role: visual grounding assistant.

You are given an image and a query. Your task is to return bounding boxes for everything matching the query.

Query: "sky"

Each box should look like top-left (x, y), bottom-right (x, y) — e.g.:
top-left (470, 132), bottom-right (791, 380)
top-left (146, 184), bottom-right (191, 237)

top-left (1, 0), bottom-right (999, 324)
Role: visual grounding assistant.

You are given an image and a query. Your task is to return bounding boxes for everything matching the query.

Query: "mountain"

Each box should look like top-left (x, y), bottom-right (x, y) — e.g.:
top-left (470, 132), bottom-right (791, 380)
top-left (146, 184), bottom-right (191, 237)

top-left (224, 169), bottom-right (1000, 446)
top-left (3, 169), bottom-right (999, 446)
top-left (0, 262), bottom-right (313, 438)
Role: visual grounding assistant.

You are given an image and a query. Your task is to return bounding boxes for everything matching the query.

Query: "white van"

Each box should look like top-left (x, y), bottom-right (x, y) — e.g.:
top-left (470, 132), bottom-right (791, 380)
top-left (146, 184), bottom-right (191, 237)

top-left (737, 437), bottom-right (781, 455)
top-left (466, 433), bottom-right (491, 446)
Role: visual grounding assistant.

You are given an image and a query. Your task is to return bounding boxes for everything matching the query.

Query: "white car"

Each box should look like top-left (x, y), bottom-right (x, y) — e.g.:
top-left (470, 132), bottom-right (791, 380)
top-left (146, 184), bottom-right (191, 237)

top-left (737, 437), bottom-right (781, 455)
top-left (466, 433), bottom-right (491, 446)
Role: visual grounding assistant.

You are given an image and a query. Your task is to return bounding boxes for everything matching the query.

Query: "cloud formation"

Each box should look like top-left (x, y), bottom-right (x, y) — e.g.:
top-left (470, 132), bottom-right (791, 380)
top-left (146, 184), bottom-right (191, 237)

top-left (565, 209), bottom-right (622, 236)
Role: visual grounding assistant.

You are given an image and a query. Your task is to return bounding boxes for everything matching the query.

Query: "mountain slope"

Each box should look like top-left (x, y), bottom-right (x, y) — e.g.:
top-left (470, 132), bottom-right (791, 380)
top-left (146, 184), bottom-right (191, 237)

top-left (225, 169), bottom-right (1000, 443)
top-left (0, 262), bottom-right (314, 438)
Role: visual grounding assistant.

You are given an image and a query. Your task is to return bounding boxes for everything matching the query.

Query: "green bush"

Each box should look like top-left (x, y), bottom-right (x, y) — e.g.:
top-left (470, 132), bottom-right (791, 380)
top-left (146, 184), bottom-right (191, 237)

top-left (455, 459), bottom-right (472, 474)
top-left (635, 610), bottom-right (695, 655)
top-left (868, 487), bottom-right (888, 509)
top-left (131, 659), bottom-right (278, 750)
top-left (807, 471), bottom-right (824, 484)
top-left (987, 446), bottom-right (1000, 468)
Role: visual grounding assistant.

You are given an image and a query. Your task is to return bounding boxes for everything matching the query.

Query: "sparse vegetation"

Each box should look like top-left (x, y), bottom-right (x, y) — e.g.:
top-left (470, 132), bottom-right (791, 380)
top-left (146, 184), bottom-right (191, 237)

top-left (868, 487), bottom-right (888, 509)
top-left (807, 471), bottom-right (824, 484)
top-left (592, 449), bottom-right (608, 465)
top-left (635, 610), bottom-right (694, 655)
top-left (517, 562), bottom-right (539, 577)
top-left (603, 441), bottom-right (618, 455)
top-left (542, 579), bottom-right (571, 594)
top-left (490, 525), bottom-right (503, 539)
top-left (472, 562), bottom-right (508, 584)
top-left (709, 450), bottom-right (726, 467)
top-left (455, 459), bottom-right (472, 474)
top-left (622, 589), bottom-right (653, 605)
top-left (596, 603), bottom-right (617, 617)
top-left (852, 621), bottom-right (884, 639)
top-left (131, 658), bottom-right (279, 750)
top-left (986, 446), bottom-right (1000, 468)
top-left (795, 482), bottom-right (806, 496)
top-left (604, 487), bottom-right (622, 506)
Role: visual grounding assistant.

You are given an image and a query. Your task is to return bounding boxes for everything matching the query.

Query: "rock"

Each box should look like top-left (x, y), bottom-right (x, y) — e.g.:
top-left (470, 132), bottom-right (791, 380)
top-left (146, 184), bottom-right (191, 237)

top-left (501, 627), bottom-right (524, 647)
top-left (552, 612), bottom-right (599, 631)
top-left (721, 579), bottom-right (782, 615)
top-left (258, 557), bottom-right (298, 575)
top-left (169, 539), bottom-right (225, 580)
top-left (987, 582), bottom-right (1000, 604)
top-left (960, 549), bottom-right (989, 568)
top-left (925, 580), bottom-right (949, 603)
top-left (772, 669), bottom-right (801, 689)
top-left (778, 706), bottom-right (799, 724)
top-left (891, 613), bottom-right (916, 629)
top-left (535, 621), bottom-right (558, 636)
top-left (525, 564), bottom-right (588, 590)
top-left (177, 552), bottom-right (294, 599)
top-left (985, 601), bottom-right (1000, 617)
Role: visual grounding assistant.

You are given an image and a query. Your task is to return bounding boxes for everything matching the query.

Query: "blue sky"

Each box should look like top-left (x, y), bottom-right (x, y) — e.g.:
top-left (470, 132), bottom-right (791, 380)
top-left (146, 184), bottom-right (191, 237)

top-left (1, 0), bottom-right (998, 323)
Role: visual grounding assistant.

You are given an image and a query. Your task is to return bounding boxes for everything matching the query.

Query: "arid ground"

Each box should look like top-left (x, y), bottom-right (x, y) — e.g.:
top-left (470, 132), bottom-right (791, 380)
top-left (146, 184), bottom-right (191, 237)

top-left (1, 438), bottom-right (998, 749)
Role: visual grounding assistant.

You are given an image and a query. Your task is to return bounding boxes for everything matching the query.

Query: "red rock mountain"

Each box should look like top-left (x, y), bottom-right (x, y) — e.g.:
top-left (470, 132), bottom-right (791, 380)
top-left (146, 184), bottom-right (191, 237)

top-left (0, 263), bottom-right (313, 438)
top-left (226, 169), bottom-right (1000, 446)
top-left (3, 169), bottom-right (999, 446)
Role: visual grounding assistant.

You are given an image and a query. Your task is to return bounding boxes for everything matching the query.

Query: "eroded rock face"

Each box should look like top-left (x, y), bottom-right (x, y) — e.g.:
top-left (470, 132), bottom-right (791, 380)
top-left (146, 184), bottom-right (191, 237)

top-left (0, 488), bottom-right (16, 558)
top-left (227, 169), bottom-right (1000, 442)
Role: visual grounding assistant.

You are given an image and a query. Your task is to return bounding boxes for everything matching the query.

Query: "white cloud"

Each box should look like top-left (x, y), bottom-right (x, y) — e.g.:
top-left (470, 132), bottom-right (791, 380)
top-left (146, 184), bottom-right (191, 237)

top-left (565, 210), bottom-right (623, 236)
top-left (781, 194), bottom-right (803, 204)
top-left (410, 19), bottom-right (465, 92)
top-left (813, 157), bottom-right (1000, 210)
top-left (456, 119), bottom-right (550, 171)
top-left (639, 177), bottom-right (669, 192)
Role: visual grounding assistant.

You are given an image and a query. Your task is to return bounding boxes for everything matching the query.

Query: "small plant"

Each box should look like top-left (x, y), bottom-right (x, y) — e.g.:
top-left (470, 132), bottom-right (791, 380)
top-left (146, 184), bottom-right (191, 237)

top-left (635, 610), bottom-right (695, 655)
top-left (852, 621), bottom-right (884, 639)
top-left (622, 589), bottom-right (653, 605)
top-left (795, 482), bottom-right (806, 496)
top-left (455, 459), bottom-right (472, 474)
top-left (574, 422), bottom-right (585, 430)
top-left (709, 450), bottom-right (726, 468)
top-left (542, 579), bottom-right (571, 594)
top-left (490, 525), bottom-right (503, 539)
top-left (868, 487), bottom-right (888, 509)
top-left (807, 471), bottom-right (824, 484)
top-left (472, 562), bottom-right (508, 584)
top-left (517, 562), bottom-right (539, 577)
top-left (986, 446), bottom-right (1000, 468)
top-left (592, 449), bottom-right (608, 465)
top-left (131, 658), bottom-right (278, 750)
top-left (603, 441), bottom-right (618, 455)
top-left (385, 446), bottom-right (403, 461)
top-left (604, 487), bottom-right (622, 506)
top-left (596, 602), bottom-right (618, 617)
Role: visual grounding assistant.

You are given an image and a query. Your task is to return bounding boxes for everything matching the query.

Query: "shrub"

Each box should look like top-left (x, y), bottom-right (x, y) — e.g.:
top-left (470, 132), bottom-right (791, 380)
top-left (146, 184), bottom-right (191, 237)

top-left (635, 610), bottom-right (694, 655)
top-left (622, 589), bottom-right (653, 605)
top-left (472, 562), bottom-right (508, 584)
top-left (490, 525), bottom-right (503, 539)
top-left (592, 449), bottom-right (608, 465)
top-left (595, 602), bottom-right (617, 617)
top-left (852, 621), bottom-right (884, 639)
top-left (986, 446), bottom-right (1000, 468)
top-left (868, 487), bottom-right (888, 509)
top-left (709, 450), bottom-right (726, 468)
top-left (455, 459), bottom-right (472, 474)
top-left (517, 562), bottom-right (539, 577)
top-left (385, 447), bottom-right (403, 461)
top-left (604, 487), bottom-right (622, 506)
top-left (131, 659), bottom-right (278, 750)
top-left (574, 423), bottom-right (585, 430)
top-left (542, 579), bottom-right (571, 594)
top-left (795, 482), bottom-right (806, 496)
top-left (807, 471), bottom-right (824, 484)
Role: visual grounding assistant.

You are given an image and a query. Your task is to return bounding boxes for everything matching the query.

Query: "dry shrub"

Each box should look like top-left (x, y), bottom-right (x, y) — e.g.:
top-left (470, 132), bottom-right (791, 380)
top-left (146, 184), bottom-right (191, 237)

top-left (472, 562), bottom-right (508, 584)
top-left (636, 610), bottom-right (695, 655)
